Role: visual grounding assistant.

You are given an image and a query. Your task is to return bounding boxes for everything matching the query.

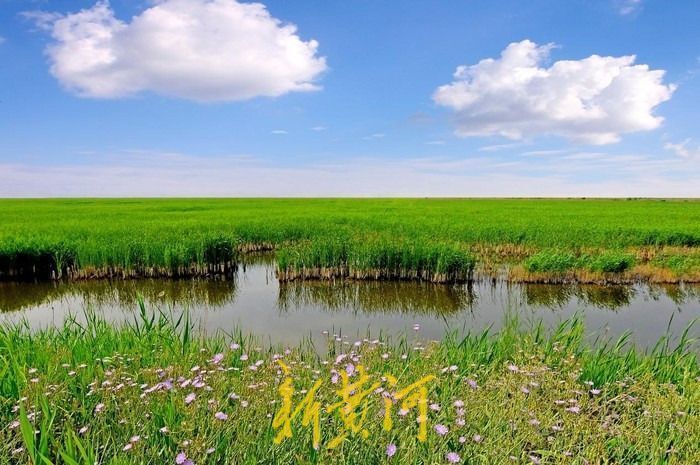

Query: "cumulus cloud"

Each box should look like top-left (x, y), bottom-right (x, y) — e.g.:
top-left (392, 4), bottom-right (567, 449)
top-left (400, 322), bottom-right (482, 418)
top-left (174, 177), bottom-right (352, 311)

top-left (665, 139), bottom-right (700, 159)
top-left (28, 0), bottom-right (327, 101)
top-left (433, 40), bottom-right (675, 145)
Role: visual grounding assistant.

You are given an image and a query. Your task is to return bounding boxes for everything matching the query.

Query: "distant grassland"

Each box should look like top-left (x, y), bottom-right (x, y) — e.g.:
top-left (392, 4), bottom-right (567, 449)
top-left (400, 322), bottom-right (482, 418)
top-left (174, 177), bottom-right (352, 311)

top-left (1, 198), bottom-right (700, 282)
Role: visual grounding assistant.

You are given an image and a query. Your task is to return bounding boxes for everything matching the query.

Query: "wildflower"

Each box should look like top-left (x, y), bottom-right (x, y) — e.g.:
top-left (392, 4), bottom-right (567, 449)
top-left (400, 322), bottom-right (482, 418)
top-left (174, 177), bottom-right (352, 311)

top-left (175, 452), bottom-right (188, 464)
top-left (455, 418), bottom-right (466, 426)
top-left (214, 411), bottom-right (228, 421)
top-left (507, 364), bottom-right (519, 373)
top-left (458, 436), bottom-right (467, 443)
top-left (473, 434), bottom-right (483, 443)
top-left (123, 443), bottom-right (133, 452)
top-left (206, 448), bottom-right (215, 454)
top-left (229, 342), bottom-right (240, 350)
top-left (94, 403), bottom-right (105, 413)
top-left (160, 426), bottom-right (170, 433)
top-left (434, 424), bottom-right (449, 436)
top-left (345, 363), bottom-right (355, 376)
top-left (529, 418), bottom-right (540, 427)
top-left (211, 353), bottom-right (224, 365)
top-left (78, 426), bottom-right (88, 435)
top-left (130, 435), bottom-right (140, 443)
top-left (386, 443), bottom-right (397, 458)
top-left (430, 403), bottom-right (441, 411)
top-left (240, 354), bottom-right (249, 361)
top-left (185, 393), bottom-right (196, 405)
top-left (520, 386), bottom-right (530, 394)
top-left (590, 388), bottom-right (601, 395)
top-left (446, 452), bottom-right (461, 463)
top-left (565, 406), bottom-right (581, 414)
top-left (382, 353), bottom-right (389, 360)
top-left (240, 400), bottom-right (249, 408)
top-left (453, 400), bottom-right (465, 408)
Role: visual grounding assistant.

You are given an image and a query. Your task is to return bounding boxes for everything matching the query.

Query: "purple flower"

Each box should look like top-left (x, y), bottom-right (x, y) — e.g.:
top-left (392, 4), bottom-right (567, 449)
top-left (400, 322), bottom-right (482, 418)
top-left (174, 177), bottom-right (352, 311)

top-left (211, 353), bottom-right (224, 365)
top-left (446, 452), bottom-right (461, 463)
top-left (176, 452), bottom-right (187, 465)
top-left (386, 443), bottom-right (397, 458)
top-left (565, 406), bottom-right (581, 414)
top-left (467, 379), bottom-right (478, 389)
top-left (94, 403), bottom-right (105, 413)
top-left (214, 411), bottom-right (228, 421)
top-left (507, 364), bottom-right (519, 373)
top-left (185, 393), bottom-right (196, 405)
top-left (345, 363), bottom-right (355, 376)
top-left (434, 424), bottom-right (449, 436)
top-left (473, 434), bottom-right (483, 443)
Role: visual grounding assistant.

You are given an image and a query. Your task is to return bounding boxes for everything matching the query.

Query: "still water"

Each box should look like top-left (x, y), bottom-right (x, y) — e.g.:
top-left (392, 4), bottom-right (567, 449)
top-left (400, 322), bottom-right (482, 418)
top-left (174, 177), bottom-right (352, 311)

top-left (1, 256), bottom-right (698, 350)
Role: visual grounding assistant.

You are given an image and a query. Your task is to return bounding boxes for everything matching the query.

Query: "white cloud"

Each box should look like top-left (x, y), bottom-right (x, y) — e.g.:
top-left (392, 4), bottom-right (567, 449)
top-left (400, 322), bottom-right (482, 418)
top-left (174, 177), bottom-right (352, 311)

top-left (310, 126), bottom-right (326, 131)
top-left (617, 0), bottom-right (642, 16)
top-left (0, 36), bottom-right (5, 45)
top-left (433, 40), bottom-right (675, 145)
top-left (665, 139), bottom-right (700, 159)
top-left (29, 0), bottom-right (327, 101)
top-left (271, 129), bottom-right (288, 135)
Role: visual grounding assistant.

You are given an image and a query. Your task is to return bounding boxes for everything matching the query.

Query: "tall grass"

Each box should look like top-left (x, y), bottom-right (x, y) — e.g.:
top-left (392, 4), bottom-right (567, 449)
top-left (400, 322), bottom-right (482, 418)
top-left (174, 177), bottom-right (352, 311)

top-left (2, 198), bottom-right (700, 281)
top-left (277, 238), bottom-right (476, 283)
top-left (0, 309), bottom-right (697, 464)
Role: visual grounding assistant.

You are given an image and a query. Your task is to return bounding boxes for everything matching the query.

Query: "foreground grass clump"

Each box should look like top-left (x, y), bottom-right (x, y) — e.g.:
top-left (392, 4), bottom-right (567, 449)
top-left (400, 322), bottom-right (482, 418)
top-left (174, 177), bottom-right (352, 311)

top-left (2, 198), bottom-right (700, 282)
top-left (0, 308), bottom-right (698, 464)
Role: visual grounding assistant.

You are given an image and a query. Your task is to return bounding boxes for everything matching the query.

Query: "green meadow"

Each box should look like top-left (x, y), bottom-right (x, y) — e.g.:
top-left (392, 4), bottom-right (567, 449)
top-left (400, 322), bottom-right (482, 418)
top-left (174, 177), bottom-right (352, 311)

top-left (2, 198), bottom-right (700, 282)
top-left (0, 308), bottom-right (697, 464)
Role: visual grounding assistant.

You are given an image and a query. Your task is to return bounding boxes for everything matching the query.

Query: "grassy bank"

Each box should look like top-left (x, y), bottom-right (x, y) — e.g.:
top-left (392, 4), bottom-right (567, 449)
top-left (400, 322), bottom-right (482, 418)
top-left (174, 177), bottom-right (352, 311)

top-left (0, 308), bottom-right (698, 464)
top-left (2, 198), bottom-right (700, 282)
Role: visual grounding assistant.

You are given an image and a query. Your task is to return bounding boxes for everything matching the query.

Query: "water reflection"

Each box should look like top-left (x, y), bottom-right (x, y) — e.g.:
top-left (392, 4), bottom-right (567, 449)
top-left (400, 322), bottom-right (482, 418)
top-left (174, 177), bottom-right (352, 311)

top-left (0, 279), bottom-right (237, 313)
top-left (278, 281), bottom-right (475, 315)
top-left (522, 284), bottom-right (637, 310)
top-left (0, 258), bottom-right (698, 349)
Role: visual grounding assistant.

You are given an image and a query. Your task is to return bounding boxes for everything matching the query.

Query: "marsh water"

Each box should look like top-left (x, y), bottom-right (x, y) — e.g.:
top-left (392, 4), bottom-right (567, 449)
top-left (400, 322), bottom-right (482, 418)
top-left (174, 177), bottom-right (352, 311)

top-left (1, 255), bottom-right (698, 350)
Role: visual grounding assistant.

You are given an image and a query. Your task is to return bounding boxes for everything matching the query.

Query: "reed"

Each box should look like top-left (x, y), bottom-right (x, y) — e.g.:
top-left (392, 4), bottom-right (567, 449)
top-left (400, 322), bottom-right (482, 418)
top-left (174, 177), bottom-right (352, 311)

top-left (0, 308), bottom-right (697, 464)
top-left (2, 198), bottom-right (700, 282)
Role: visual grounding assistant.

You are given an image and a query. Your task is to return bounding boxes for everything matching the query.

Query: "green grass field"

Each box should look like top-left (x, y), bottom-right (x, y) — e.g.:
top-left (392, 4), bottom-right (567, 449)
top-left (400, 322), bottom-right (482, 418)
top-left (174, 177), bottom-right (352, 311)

top-left (2, 198), bottom-right (700, 282)
top-left (0, 308), bottom-right (697, 464)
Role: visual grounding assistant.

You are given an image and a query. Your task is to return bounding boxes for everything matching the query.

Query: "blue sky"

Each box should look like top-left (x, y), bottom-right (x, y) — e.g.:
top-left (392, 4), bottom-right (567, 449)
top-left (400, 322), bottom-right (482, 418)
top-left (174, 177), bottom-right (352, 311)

top-left (1, 0), bottom-right (699, 196)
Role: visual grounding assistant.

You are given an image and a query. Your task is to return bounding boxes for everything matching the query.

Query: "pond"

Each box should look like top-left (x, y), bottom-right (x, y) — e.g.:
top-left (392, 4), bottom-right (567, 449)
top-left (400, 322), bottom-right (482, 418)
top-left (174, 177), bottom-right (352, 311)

top-left (1, 255), bottom-right (698, 350)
